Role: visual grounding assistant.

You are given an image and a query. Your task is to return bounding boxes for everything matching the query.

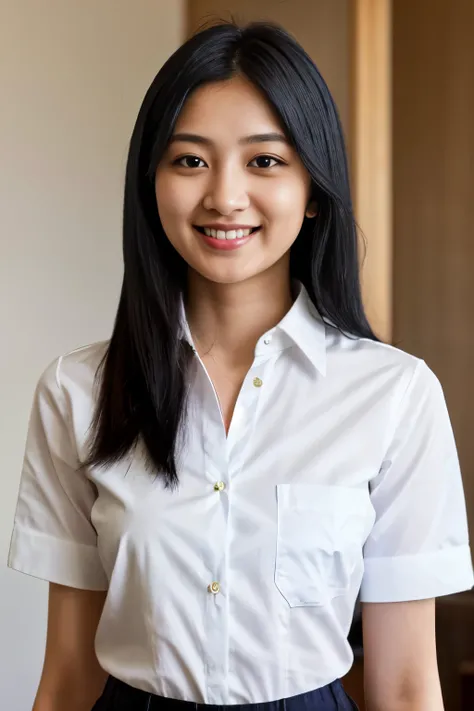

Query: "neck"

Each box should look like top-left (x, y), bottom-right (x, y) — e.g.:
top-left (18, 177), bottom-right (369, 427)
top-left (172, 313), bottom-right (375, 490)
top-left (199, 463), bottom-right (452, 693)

top-left (185, 265), bottom-right (295, 368)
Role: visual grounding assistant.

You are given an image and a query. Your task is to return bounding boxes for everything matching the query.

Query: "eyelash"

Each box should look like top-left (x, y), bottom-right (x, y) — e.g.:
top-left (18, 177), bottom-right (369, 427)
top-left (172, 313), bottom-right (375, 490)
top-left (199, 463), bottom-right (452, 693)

top-left (173, 155), bottom-right (286, 169)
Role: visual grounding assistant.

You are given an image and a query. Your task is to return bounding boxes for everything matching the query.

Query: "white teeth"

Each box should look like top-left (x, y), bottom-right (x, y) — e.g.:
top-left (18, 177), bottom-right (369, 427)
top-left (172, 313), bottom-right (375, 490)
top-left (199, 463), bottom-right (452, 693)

top-left (202, 227), bottom-right (254, 239)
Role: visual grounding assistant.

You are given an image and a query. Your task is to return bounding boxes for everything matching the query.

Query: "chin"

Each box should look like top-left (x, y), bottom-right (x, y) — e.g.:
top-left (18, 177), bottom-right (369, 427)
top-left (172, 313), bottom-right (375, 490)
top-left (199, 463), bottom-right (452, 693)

top-left (193, 265), bottom-right (262, 286)
top-left (202, 273), bottom-right (253, 286)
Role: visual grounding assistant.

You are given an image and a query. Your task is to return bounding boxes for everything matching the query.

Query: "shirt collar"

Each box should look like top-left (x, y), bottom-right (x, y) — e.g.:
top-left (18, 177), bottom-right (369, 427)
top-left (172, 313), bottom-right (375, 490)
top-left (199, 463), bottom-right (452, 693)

top-left (270, 281), bottom-right (327, 376)
top-left (179, 280), bottom-right (327, 377)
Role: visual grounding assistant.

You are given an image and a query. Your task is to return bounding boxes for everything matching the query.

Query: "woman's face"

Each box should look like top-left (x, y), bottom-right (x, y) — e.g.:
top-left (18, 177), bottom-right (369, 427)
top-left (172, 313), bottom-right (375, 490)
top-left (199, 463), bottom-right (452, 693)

top-left (155, 76), bottom-right (314, 285)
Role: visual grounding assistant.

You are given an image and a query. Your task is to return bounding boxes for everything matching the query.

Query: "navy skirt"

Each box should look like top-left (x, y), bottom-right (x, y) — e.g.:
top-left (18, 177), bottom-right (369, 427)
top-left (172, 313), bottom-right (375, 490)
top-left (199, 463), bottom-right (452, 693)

top-left (91, 675), bottom-right (359, 711)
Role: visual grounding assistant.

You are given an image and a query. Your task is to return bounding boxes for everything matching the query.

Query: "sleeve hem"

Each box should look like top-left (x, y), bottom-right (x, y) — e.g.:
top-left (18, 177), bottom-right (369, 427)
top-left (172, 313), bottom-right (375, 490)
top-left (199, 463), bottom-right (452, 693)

top-left (7, 524), bottom-right (108, 591)
top-left (360, 544), bottom-right (474, 602)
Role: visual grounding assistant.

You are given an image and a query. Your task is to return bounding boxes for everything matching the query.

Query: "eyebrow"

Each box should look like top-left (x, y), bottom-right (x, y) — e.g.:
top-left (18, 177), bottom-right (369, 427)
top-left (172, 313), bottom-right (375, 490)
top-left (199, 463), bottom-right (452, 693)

top-left (169, 132), bottom-right (289, 146)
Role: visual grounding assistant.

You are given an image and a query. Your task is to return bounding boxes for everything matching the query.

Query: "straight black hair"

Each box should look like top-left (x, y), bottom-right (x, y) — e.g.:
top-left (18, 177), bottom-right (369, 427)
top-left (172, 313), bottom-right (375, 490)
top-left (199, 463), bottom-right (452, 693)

top-left (83, 21), bottom-right (378, 489)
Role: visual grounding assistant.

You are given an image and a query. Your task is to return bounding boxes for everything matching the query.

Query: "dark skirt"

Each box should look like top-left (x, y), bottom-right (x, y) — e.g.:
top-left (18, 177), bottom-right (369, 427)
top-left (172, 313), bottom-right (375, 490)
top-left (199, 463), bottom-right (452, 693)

top-left (91, 675), bottom-right (359, 711)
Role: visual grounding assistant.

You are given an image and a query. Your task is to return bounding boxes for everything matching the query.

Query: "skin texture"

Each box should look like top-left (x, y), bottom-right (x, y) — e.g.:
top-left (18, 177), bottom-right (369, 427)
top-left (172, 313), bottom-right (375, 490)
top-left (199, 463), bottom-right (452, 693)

top-left (33, 584), bottom-right (107, 711)
top-left (362, 599), bottom-right (444, 710)
top-left (155, 75), bottom-right (314, 289)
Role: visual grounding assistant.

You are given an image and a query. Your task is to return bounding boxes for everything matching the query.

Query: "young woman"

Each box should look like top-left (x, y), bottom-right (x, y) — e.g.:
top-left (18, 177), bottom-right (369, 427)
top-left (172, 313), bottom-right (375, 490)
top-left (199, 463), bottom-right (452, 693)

top-left (8, 21), bottom-right (473, 711)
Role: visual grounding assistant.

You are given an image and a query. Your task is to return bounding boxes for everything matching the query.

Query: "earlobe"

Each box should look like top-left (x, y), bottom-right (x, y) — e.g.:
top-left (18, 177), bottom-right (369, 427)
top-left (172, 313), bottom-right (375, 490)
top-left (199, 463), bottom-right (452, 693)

top-left (305, 202), bottom-right (317, 219)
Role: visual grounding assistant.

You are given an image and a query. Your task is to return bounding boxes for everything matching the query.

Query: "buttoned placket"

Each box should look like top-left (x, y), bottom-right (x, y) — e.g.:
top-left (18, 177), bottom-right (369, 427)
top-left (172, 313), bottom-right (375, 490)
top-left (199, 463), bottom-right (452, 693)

top-left (191, 334), bottom-right (276, 704)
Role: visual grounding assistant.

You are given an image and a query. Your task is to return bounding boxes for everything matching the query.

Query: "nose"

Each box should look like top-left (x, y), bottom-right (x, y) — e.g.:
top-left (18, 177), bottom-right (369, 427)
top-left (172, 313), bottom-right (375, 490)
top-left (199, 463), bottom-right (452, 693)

top-left (202, 166), bottom-right (250, 215)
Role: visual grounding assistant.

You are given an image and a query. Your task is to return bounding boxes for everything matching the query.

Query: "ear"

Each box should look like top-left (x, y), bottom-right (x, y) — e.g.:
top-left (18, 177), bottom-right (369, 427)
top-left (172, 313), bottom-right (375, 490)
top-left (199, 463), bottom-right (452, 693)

top-left (305, 201), bottom-right (317, 219)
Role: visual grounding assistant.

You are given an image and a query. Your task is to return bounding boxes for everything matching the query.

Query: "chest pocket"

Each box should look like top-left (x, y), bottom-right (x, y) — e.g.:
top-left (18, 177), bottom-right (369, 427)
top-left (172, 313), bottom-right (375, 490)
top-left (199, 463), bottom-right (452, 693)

top-left (275, 484), bottom-right (374, 608)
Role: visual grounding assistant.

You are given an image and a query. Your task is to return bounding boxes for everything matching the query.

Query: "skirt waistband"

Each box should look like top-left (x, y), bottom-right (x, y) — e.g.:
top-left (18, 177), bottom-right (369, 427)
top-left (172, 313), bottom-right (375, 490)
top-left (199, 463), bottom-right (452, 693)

top-left (95, 676), bottom-right (358, 711)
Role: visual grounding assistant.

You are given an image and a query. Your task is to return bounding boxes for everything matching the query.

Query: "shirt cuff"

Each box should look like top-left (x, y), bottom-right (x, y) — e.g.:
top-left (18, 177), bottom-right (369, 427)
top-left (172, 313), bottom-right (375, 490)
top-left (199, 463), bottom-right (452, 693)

top-left (360, 545), bottom-right (474, 602)
top-left (8, 523), bottom-right (109, 591)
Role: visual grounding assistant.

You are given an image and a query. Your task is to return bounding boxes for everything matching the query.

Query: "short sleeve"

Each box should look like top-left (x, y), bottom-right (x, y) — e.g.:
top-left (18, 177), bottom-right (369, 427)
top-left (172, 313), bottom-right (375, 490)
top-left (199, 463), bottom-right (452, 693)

top-left (360, 360), bottom-right (474, 603)
top-left (8, 357), bottom-right (108, 590)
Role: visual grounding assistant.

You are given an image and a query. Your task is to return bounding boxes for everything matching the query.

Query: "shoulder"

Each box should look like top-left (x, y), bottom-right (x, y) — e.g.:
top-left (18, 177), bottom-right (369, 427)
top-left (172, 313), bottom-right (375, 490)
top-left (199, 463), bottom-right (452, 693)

top-left (37, 340), bottom-right (110, 398)
top-left (325, 326), bottom-right (442, 404)
top-left (33, 342), bottom-right (110, 450)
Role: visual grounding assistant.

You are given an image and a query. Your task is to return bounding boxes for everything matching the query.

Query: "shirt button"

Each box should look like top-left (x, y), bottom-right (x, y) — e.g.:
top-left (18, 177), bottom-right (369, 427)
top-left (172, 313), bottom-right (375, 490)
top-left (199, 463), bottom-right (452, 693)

top-left (208, 581), bottom-right (220, 594)
top-left (264, 338), bottom-right (271, 345)
top-left (253, 377), bottom-right (263, 388)
top-left (214, 481), bottom-right (225, 491)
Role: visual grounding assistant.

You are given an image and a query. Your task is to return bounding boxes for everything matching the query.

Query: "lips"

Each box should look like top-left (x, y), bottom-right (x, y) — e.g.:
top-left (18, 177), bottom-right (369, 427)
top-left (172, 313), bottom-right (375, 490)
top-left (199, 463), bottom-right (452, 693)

top-left (193, 225), bottom-right (260, 251)
top-left (194, 225), bottom-right (261, 241)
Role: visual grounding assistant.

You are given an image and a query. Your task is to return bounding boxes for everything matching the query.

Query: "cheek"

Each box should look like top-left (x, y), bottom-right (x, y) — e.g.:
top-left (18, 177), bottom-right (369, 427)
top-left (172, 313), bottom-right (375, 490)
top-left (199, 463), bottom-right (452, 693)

top-left (155, 174), bottom-right (197, 227)
top-left (259, 179), bottom-right (309, 222)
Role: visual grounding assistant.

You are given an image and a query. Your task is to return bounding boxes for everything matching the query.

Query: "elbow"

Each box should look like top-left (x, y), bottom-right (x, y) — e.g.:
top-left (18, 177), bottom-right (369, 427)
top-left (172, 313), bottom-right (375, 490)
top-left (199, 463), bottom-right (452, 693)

top-left (33, 675), bottom-right (106, 711)
top-left (365, 680), bottom-right (445, 711)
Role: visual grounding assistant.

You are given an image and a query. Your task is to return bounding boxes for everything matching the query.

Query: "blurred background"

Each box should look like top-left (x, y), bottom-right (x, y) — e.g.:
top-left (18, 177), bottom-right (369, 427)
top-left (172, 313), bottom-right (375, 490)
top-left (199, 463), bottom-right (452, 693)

top-left (1, 1), bottom-right (473, 709)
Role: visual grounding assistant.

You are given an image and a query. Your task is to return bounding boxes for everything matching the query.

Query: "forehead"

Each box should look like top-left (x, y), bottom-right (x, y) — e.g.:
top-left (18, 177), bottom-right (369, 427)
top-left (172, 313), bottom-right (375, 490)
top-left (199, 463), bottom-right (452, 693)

top-left (174, 76), bottom-right (284, 138)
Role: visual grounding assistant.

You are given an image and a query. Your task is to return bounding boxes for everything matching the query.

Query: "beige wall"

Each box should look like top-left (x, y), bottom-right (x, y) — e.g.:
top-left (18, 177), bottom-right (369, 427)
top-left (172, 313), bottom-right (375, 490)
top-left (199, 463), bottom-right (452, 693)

top-left (188, 0), bottom-right (350, 138)
top-left (0, 2), bottom-right (184, 707)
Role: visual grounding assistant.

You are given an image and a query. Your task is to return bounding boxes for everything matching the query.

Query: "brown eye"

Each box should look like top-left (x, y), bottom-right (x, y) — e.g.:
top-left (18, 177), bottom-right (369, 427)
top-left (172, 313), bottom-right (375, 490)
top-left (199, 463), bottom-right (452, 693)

top-left (175, 155), bottom-right (206, 169)
top-left (249, 155), bottom-right (284, 169)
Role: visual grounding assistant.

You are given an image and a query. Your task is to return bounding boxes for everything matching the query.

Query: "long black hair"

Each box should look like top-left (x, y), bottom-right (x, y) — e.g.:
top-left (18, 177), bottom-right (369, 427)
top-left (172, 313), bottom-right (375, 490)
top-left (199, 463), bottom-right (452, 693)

top-left (83, 21), bottom-right (378, 489)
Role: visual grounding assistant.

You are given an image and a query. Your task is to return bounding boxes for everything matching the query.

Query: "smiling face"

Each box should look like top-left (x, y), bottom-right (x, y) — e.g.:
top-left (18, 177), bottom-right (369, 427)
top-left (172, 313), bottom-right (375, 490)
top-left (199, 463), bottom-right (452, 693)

top-left (155, 75), bottom-right (314, 286)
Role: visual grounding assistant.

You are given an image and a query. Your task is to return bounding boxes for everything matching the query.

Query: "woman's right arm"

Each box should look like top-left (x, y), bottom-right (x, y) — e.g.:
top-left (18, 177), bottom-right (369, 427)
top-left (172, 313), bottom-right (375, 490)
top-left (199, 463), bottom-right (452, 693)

top-left (33, 583), bottom-right (108, 711)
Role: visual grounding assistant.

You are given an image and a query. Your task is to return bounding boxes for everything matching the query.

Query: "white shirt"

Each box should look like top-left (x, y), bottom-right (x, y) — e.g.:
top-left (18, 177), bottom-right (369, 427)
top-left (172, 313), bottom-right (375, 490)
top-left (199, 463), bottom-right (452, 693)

top-left (8, 284), bottom-right (474, 704)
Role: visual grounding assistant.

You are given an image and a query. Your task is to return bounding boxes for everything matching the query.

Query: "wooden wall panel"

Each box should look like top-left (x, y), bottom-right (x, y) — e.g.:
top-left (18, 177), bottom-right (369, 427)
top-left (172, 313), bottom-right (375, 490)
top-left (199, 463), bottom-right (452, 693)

top-left (393, 0), bottom-right (474, 534)
top-left (350, 0), bottom-right (392, 341)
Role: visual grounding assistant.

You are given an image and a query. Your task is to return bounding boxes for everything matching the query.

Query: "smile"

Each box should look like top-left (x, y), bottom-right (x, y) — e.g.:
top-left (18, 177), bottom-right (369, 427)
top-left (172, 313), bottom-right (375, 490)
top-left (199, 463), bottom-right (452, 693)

top-left (194, 226), bottom-right (261, 241)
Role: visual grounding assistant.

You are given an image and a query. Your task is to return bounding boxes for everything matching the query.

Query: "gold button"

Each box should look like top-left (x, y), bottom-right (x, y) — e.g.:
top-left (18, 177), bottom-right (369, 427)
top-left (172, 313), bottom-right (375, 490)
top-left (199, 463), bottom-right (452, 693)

top-left (214, 481), bottom-right (225, 491)
top-left (253, 377), bottom-right (263, 388)
top-left (208, 581), bottom-right (220, 594)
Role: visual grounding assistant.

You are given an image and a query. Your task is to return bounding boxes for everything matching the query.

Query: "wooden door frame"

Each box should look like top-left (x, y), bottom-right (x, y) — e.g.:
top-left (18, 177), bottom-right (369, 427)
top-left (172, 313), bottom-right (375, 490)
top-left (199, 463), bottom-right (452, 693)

top-left (350, 0), bottom-right (393, 342)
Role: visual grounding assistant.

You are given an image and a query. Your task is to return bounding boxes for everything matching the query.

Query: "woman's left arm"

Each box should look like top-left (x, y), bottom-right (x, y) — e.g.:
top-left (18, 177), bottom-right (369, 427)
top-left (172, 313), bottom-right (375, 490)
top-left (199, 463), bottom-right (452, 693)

top-left (362, 599), bottom-right (444, 711)
top-left (359, 362), bottom-right (474, 708)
